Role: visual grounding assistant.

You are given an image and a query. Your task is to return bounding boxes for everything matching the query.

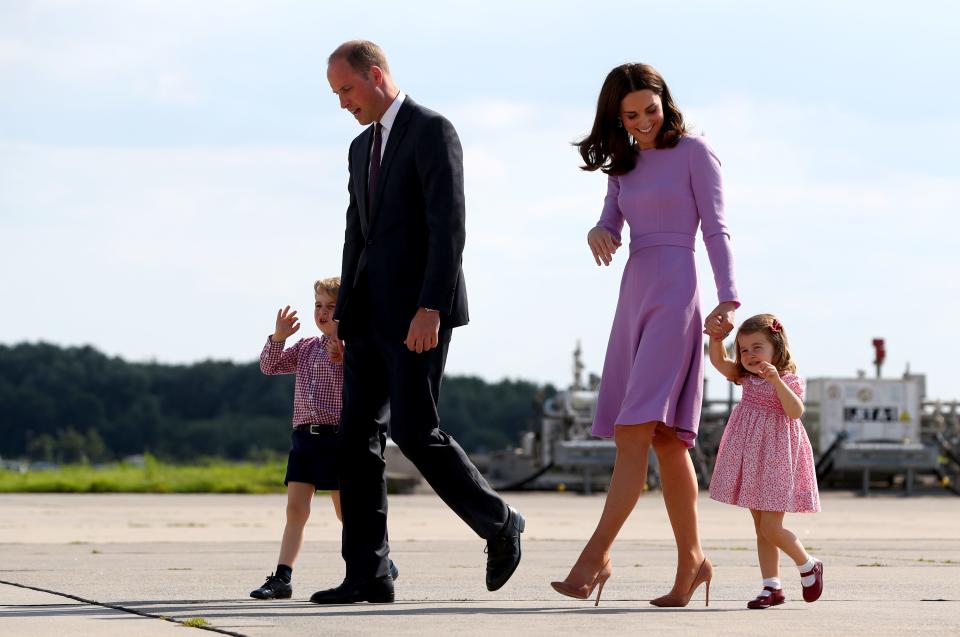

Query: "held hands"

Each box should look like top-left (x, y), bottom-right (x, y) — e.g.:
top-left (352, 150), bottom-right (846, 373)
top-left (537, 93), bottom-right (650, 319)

top-left (405, 307), bottom-right (440, 353)
top-left (587, 226), bottom-right (622, 266)
top-left (326, 322), bottom-right (344, 365)
top-left (703, 302), bottom-right (737, 340)
top-left (272, 306), bottom-right (300, 342)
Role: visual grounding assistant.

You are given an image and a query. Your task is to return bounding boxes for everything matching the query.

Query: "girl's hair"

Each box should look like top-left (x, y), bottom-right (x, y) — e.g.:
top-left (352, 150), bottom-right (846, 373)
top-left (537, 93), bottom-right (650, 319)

top-left (576, 63), bottom-right (688, 176)
top-left (733, 313), bottom-right (797, 379)
top-left (314, 277), bottom-right (341, 298)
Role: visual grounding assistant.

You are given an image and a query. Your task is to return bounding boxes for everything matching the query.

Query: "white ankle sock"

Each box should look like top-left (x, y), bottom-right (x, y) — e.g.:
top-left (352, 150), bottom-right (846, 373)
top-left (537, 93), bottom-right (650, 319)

top-left (798, 557), bottom-right (817, 586)
top-left (760, 577), bottom-right (781, 596)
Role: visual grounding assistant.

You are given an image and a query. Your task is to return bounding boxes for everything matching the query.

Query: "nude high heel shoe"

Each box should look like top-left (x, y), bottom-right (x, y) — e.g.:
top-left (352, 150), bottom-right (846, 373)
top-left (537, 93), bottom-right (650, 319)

top-left (649, 558), bottom-right (713, 608)
top-left (551, 559), bottom-right (613, 606)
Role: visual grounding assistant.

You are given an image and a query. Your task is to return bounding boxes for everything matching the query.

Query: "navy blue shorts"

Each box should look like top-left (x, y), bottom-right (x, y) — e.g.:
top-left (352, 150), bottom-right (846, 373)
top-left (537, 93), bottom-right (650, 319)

top-left (284, 425), bottom-right (341, 491)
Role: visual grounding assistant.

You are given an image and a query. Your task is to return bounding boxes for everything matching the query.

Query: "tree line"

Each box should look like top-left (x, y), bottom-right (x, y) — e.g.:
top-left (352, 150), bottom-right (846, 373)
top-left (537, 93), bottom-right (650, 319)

top-left (0, 342), bottom-right (555, 463)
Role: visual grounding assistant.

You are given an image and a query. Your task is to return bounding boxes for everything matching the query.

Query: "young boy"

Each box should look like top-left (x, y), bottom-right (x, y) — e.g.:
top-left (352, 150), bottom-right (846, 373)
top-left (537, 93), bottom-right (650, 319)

top-left (249, 277), bottom-right (397, 600)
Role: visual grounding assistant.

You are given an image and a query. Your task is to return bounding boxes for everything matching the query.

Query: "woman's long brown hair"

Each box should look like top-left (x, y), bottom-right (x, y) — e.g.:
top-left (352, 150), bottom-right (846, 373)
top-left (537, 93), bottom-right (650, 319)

top-left (576, 63), bottom-right (688, 176)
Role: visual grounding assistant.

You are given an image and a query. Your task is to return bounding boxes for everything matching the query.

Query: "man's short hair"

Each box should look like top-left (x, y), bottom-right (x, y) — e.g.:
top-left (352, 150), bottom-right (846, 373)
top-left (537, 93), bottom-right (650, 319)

top-left (328, 40), bottom-right (390, 77)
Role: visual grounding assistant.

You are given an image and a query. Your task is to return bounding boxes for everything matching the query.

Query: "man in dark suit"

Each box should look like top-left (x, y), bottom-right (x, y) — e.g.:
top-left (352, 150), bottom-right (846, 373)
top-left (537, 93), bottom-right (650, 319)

top-left (310, 40), bottom-right (524, 605)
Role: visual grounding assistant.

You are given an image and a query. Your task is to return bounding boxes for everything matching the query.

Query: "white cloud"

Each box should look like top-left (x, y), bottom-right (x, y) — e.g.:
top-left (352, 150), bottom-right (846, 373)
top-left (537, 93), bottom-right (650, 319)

top-left (143, 71), bottom-right (201, 106)
top-left (0, 142), bottom-right (347, 363)
top-left (2, 0), bottom-right (959, 405)
top-left (0, 0), bottom-right (267, 101)
top-left (448, 99), bottom-right (538, 130)
top-left (0, 38), bottom-right (28, 67)
top-left (445, 96), bottom-right (960, 401)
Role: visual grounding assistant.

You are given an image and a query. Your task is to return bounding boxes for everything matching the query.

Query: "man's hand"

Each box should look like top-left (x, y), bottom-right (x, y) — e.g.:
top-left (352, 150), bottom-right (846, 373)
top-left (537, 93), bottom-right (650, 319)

top-left (405, 308), bottom-right (440, 353)
top-left (272, 306), bottom-right (300, 342)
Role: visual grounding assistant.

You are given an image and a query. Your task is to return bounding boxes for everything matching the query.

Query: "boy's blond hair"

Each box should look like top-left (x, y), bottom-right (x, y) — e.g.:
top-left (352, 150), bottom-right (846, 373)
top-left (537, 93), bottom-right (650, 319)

top-left (314, 277), bottom-right (341, 298)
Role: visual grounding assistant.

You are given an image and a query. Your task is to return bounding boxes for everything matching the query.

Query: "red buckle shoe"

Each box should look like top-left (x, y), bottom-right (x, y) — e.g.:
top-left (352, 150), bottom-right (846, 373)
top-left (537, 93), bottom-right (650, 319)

top-left (801, 560), bottom-right (823, 602)
top-left (747, 586), bottom-right (785, 609)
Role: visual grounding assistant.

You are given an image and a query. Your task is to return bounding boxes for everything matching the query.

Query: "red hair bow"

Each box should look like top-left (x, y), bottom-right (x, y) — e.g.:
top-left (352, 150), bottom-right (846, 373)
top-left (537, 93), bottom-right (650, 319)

top-left (770, 319), bottom-right (783, 333)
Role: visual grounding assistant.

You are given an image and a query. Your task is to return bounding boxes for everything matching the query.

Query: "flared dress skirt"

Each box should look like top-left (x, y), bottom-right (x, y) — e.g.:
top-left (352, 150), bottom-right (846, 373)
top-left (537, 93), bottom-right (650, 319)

top-left (591, 244), bottom-right (703, 447)
top-left (709, 375), bottom-right (821, 513)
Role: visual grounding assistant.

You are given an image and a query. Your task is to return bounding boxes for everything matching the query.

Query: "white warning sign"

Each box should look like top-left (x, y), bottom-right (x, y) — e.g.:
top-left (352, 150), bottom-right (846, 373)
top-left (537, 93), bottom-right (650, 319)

top-left (807, 377), bottom-right (923, 449)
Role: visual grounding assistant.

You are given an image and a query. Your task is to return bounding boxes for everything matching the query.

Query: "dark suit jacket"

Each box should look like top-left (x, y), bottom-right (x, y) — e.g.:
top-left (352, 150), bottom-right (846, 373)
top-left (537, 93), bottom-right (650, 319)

top-left (333, 96), bottom-right (469, 341)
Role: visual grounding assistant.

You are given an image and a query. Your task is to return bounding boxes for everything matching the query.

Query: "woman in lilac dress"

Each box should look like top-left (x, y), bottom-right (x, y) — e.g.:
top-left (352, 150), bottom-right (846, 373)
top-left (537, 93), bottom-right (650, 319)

top-left (551, 63), bottom-right (739, 607)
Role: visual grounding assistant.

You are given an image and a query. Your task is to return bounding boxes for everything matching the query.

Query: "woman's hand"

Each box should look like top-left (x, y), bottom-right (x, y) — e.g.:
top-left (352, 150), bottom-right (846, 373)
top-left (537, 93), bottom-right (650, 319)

top-left (587, 226), bottom-right (622, 266)
top-left (703, 301), bottom-right (737, 340)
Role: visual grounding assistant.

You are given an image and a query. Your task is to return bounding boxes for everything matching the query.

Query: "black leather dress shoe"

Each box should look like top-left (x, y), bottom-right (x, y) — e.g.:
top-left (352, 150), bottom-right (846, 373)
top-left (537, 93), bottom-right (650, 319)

top-left (309, 576), bottom-right (395, 604)
top-left (485, 505), bottom-right (525, 591)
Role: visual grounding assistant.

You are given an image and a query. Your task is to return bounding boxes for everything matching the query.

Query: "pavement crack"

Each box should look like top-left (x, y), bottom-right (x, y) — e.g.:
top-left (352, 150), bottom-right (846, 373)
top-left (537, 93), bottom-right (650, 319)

top-left (0, 578), bottom-right (249, 636)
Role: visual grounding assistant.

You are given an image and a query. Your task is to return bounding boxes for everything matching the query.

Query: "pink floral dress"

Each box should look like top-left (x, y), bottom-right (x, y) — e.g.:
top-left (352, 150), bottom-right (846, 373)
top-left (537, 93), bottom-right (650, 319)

top-left (709, 373), bottom-right (820, 513)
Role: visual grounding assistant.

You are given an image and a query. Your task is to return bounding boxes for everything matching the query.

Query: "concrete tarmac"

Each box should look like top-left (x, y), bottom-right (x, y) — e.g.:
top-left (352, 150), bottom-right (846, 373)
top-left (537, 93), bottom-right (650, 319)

top-left (1, 492), bottom-right (958, 636)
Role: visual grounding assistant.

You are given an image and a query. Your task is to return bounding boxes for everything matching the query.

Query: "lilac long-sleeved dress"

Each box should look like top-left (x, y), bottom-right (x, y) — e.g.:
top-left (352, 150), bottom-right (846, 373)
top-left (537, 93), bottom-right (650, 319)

top-left (592, 135), bottom-right (738, 447)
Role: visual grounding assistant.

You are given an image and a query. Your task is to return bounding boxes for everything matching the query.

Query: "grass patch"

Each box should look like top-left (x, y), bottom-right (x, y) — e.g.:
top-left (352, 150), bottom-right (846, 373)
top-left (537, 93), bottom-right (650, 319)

top-left (857, 562), bottom-right (886, 567)
top-left (0, 455), bottom-right (288, 494)
top-left (182, 617), bottom-right (210, 628)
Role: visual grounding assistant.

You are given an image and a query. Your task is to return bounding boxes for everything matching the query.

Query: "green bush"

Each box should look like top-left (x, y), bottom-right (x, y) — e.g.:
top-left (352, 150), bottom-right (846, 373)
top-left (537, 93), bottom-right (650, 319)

top-left (0, 458), bottom-right (288, 493)
top-left (0, 342), bottom-right (557, 462)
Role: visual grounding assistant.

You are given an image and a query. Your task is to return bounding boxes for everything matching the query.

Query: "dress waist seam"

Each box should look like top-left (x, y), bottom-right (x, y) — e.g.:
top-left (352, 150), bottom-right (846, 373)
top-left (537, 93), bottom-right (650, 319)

top-left (629, 232), bottom-right (695, 253)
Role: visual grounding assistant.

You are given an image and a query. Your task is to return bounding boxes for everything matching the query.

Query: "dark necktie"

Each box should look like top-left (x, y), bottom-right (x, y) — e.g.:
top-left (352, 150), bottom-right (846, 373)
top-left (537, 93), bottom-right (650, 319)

top-left (368, 123), bottom-right (383, 209)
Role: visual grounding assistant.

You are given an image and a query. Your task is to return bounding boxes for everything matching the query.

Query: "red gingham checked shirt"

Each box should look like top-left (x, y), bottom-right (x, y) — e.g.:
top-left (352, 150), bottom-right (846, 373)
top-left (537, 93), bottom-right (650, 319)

top-left (259, 335), bottom-right (343, 427)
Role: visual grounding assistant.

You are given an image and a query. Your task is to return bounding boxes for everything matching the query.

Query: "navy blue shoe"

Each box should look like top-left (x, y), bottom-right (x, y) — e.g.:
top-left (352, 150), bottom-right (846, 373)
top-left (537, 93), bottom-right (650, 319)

top-left (250, 573), bottom-right (292, 600)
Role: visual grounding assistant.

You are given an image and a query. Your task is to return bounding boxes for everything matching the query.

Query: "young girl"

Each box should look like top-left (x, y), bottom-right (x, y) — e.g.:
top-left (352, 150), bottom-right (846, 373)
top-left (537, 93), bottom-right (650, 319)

top-left (708, 314), bottom-right (823, 609)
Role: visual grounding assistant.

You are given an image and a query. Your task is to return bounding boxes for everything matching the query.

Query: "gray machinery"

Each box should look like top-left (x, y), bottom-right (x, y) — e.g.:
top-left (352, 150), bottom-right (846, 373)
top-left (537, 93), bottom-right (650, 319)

top-left (483, 341), bottom-right (959, 496)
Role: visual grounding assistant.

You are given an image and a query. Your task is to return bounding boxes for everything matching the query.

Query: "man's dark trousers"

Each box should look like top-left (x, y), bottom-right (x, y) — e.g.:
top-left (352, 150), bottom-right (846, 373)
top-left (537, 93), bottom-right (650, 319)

top-left (338, 284), bottom-right (509, 581)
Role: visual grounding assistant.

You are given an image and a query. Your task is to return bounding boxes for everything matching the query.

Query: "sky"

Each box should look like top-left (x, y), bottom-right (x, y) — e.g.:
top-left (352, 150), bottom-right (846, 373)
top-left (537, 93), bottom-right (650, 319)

top-left (2, 0), bottom-right (959, 401)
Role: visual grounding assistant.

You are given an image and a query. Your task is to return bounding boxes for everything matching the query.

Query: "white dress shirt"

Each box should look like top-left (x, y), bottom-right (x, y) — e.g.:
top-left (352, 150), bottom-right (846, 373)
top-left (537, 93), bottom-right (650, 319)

top-left (374, 90), bottom-right (406, 162)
